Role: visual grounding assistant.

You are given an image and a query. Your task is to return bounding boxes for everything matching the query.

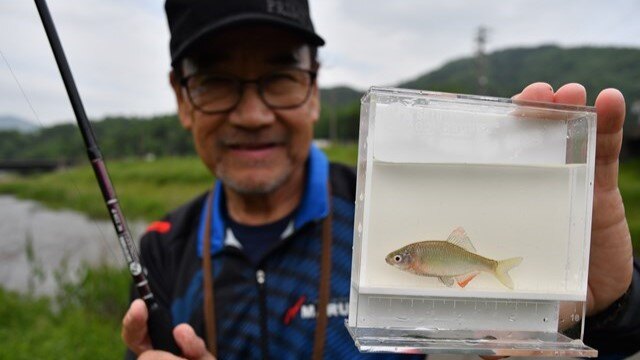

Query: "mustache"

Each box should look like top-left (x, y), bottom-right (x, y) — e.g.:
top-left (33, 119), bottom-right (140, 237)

top-left (218, 129), bottom-right (288, 146)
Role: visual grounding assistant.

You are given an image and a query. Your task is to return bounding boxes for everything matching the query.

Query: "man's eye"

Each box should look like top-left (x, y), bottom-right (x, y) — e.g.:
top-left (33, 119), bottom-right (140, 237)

top-left (188, 77), bottom-right (235, 97)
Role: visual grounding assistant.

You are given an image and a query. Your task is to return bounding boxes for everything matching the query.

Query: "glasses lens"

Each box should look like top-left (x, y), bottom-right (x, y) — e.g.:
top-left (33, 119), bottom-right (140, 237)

top-left (187, 75), bottom-right (238, 113)
top-left (261, 70), bottom-right (312, 108)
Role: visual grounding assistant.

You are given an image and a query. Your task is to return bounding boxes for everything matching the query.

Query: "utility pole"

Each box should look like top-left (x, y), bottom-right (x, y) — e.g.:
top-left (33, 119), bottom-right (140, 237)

top-left (475, 26), bottom-right (488, 95)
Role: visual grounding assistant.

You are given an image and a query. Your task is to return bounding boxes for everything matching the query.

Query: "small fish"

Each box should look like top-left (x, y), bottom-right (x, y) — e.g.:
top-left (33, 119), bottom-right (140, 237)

top-left (385, 227), bottom-right (523, 289)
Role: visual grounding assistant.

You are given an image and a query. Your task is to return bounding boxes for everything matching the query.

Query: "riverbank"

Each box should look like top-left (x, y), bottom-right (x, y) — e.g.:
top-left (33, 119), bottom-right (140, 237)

top-left (0, 196), bottom-right (146, 295)
top-left (0, 147), bottom-right (356, 358)
top-left (0, 265), bottom-right (130, 358)
top-left (0, 156), bottom-right (213, 222)
top-left (0, 146), bottom-right (358, 222)
top-left (0, 195), bottom-right (143, 358)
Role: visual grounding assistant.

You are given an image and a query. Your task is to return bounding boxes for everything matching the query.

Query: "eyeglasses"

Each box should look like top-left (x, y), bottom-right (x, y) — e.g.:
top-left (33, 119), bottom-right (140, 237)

top-left (180, 68), bottom-right (317, 114)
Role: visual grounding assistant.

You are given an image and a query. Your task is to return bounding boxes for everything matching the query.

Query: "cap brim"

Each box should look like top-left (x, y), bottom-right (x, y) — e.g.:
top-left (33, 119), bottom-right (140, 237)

top-left (171, 13), bottom-right (325, 66)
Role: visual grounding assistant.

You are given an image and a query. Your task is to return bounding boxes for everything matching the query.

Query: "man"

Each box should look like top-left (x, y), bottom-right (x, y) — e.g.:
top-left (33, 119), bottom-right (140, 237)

top-left (122, 1), bottom-right (640, 359)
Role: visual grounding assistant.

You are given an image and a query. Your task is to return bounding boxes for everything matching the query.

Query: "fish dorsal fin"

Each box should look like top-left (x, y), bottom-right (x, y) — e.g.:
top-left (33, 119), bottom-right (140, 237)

top-left (446, 227), bottom-right (477, 253)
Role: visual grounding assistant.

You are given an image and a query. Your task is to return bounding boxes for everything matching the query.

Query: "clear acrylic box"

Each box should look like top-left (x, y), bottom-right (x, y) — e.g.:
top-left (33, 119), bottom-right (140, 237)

top-left (346, 87), bottom-right (598, 357)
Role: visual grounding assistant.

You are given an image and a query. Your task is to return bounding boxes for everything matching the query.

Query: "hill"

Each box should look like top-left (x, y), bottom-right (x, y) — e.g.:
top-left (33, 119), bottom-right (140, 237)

top-left (317, 45), bottom-right (640, 156)
top-left (0, 115), bottom-right (37, 133)
top-left (320, 86), bottom-right (362, 107)
top-left (0, 114), bottom-right (192, 163)
top-left (317, 86), bottom-right (363, 142)
top-left (1, 45), bottom-right (639, 160)
top-left (402, 45), bottom-right (640, 106)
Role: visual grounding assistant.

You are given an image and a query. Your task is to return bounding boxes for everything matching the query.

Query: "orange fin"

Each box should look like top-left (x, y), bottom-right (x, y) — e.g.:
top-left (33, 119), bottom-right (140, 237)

top-left (456, 272), bottom-right (479, 288)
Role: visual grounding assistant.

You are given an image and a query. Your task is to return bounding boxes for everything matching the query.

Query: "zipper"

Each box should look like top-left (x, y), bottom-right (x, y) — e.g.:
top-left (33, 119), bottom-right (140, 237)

top-left (256, 269), bottom-right (268, 360)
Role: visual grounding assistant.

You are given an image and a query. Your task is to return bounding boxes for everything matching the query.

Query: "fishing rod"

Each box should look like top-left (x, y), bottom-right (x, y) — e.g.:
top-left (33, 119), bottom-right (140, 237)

top-left (33, 0), bottom-right (179, 355)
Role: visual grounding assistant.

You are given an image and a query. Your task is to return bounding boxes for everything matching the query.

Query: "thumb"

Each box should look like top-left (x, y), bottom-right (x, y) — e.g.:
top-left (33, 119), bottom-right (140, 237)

top-left (173, 323), bottom-right (216, 360)
top-left (121, 299), bottom-right (152, 355)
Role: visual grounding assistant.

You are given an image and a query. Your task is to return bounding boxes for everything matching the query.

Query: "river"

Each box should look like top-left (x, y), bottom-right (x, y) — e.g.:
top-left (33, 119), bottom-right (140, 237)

top-left (0, 195), bottom-right (146, 295)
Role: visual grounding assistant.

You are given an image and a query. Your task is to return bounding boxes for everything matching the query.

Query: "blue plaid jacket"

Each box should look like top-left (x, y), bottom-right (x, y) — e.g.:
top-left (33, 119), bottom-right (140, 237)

top-left (127, 146), bottom-right (424, 359)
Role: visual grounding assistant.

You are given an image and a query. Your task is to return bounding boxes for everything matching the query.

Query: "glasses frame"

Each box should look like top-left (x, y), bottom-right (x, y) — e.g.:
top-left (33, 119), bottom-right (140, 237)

top-left (179, 68), bottom-right (318, 115)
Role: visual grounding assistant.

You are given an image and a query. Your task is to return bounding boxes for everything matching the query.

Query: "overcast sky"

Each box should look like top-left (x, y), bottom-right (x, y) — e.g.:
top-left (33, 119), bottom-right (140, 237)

top-left (1, 0), bottom-right (639, 125)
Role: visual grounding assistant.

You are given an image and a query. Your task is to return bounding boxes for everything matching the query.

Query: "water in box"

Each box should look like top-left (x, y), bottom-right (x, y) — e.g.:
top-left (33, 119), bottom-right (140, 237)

top-left (347, 88), bottom-right (598, 357)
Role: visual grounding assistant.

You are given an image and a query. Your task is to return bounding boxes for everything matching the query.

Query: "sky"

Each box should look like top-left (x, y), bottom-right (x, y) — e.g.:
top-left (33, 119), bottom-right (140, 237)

top-left (1, 0), bottom-right (639, 125)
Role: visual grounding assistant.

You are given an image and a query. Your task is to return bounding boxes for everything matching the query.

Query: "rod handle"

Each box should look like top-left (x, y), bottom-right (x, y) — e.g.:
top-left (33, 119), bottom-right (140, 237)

top-left (147, 304), bottom-right (181, 355)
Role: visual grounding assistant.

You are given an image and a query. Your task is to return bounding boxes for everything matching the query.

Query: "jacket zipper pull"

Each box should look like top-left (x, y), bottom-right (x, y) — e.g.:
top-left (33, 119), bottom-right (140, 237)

top-left (256, 269), bottom-right (265, 285)
top-left (256, 269), bottom-right (268, 359)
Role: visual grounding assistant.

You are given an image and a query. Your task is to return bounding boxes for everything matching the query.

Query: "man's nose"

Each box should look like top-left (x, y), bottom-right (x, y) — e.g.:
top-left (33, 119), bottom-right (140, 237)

top-left (228, 85), bottom-right (276, 128)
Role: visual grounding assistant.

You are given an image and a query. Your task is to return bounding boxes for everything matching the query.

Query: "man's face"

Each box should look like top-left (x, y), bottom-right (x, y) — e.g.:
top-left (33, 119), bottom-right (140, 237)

top-left (172, 26), bottom-right (320, 195)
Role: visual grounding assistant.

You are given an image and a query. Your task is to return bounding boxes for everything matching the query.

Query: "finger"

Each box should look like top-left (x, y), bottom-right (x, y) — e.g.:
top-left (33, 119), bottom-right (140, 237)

top-left (174, 324), bottom-right (217, 360)
top-left (595, 88), bottom-right (626, 136)
top-left (138, 350), bottom-right (187, 360)
top-left (511, 82), bottom-right (561, 119)
top-left (594, 89), bottom-right (626, 191)
top-left (122, 299), bottom-right (152, 355)
top-left (553, 83), bottom-right (586, 106)
top-left (512, 82), bottom-right (554, 102)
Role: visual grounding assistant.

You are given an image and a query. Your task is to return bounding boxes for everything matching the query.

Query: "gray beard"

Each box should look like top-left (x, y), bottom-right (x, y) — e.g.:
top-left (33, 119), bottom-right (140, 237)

top-left (215, 165), bottom-right (292, 196)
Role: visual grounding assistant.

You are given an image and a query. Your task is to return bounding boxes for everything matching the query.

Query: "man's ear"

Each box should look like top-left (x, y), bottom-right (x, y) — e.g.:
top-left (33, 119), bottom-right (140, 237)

top-left (169, 70), bottom-right (194, 130)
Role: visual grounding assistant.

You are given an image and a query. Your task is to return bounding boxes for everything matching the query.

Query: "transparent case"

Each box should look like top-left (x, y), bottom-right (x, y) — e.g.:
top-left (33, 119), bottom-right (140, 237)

top-left (346, 87), bottom-right (598, 357)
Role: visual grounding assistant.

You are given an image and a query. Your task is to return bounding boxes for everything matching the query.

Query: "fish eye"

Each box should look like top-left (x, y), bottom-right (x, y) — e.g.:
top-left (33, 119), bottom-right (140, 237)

top-left (394, 255), bottom-right (402, 262)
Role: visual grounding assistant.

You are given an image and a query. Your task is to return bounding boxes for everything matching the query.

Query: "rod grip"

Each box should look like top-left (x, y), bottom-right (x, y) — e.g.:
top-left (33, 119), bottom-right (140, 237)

top-left (147, 304), bottom-right (181, 355)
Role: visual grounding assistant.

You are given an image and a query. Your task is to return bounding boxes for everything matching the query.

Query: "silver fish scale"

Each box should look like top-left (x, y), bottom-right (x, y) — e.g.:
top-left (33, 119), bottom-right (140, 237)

top-left (413, 241), bottom-right (496, 277)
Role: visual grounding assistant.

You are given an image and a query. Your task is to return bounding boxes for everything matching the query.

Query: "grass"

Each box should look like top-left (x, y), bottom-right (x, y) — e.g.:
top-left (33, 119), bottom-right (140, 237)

top-left (0, 145), bottom-right (358, 222)
top-left (0, 157), bottom-right (213, 221)
top-left (0, 266), bottom-right (130, 359)
top-left (619, 159), bottom-right (640, 251)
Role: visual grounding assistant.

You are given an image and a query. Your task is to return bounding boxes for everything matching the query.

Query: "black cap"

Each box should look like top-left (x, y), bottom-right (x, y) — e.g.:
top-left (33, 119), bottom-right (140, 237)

top-left (165, 0), bottom-right (325, 66)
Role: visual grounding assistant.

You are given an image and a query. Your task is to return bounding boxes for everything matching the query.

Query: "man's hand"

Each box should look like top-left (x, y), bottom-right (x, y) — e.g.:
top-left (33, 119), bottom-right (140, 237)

top-left (122, 299), bottom-right (216, 360)
top-left (514, 82), bottom-right (634, 316)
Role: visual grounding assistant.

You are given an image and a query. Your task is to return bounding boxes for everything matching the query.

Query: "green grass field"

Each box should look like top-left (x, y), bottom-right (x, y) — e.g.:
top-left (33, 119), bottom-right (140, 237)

top-left (0, 266), bottom-right (130, 359)
top-left (620, 159), bottom-right (640, 253)
top-left (0, 146), bottom-right (638, 359)
top-left (0, 145), bottom-right (358, 222)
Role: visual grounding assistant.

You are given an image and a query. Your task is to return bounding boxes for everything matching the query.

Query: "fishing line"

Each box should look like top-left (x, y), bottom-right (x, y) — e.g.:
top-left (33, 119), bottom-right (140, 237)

top-left (2, 2), bottom-right (179, 353)
top-left (0, 48), bottom-right (43, 126)
top-left (0, 46), bottom-right (120, 265)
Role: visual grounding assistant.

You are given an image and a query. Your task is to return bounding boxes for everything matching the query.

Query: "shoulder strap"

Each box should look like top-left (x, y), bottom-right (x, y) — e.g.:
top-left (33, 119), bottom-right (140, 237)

top-left (313, 183), bottom-right (332, 360)
top-left (202, 184), bottom-right (333, 359)
top-left (202, 191), bottom-right (217, 356)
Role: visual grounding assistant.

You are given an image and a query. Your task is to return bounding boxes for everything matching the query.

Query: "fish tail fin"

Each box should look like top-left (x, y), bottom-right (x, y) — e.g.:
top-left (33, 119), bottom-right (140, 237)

top-left (494, 257), bottom-right (523, 289)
